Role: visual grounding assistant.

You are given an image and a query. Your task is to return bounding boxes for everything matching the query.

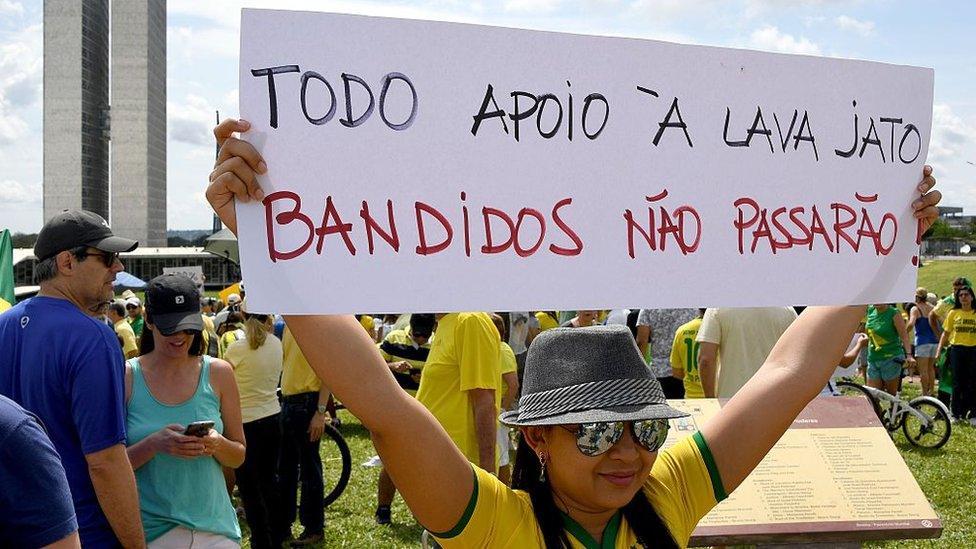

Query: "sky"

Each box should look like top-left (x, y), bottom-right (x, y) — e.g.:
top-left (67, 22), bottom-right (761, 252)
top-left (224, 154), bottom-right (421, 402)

top-left (1, 0), bottom-right (973, 234)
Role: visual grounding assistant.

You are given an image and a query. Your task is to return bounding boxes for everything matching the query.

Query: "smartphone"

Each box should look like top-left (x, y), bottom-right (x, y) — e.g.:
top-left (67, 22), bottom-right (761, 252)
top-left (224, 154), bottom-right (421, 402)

top-left (184, 420), bottom-right (215, 437)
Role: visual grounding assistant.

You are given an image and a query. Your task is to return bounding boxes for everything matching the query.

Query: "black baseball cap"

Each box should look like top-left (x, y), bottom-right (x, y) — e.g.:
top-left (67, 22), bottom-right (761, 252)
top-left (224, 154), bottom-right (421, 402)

top-left (145, 274), bottom-right (203, 335)
top-left (34, 210), bottom-right (138, 261)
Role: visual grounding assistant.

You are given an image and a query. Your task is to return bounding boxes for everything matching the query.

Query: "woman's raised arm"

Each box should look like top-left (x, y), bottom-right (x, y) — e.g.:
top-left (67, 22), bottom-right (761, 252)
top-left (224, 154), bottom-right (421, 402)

top-left (700, 166), bottom-right (941, 494)
top-left (206, 120), bottom-right (474, 533)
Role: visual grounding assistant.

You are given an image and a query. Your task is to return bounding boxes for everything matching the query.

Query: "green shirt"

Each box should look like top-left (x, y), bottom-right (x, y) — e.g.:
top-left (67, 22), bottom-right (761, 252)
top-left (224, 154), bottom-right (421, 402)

top-left (128, 315), bottom-right (144, 338)
top-left (865, 306), bottom-right (903, 361)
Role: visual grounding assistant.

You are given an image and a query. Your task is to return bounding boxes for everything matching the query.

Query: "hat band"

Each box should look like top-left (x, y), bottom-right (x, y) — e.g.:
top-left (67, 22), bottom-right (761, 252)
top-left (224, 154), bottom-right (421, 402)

top-left (516, 378), bottom-right (664, 421)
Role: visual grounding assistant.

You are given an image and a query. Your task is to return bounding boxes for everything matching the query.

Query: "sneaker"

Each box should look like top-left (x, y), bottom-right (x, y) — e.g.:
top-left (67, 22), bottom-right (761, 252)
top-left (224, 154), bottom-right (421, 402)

top-left (375, 505), bottom-right (392, 525)
top-left (290, 532), bottom-right (323, 546)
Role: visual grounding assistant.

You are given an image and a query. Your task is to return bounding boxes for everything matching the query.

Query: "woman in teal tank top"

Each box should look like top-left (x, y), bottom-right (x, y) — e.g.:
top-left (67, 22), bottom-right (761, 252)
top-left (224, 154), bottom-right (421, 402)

top-left (124, 274), bottom-right (246, 546)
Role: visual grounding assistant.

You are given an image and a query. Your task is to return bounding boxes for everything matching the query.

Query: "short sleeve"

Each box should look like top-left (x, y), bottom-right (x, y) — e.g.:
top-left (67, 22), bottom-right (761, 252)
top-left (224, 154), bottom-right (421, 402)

top-left (0, 417), bottom-right (78, 547)
top-left (499, 344), bottom-right (518, 375)
top-left (431, 466), bottom-right (536, 547)
top-left (646, 433), bottom-right (724, 546)
top-left (696, 309), bottom-right (721, 344)
top-left (69, 332), bottom-right (127, 455)
top-left (456, 314), bottom-right (501, 392)
top-left (942, 310), bottom-right (955, 334)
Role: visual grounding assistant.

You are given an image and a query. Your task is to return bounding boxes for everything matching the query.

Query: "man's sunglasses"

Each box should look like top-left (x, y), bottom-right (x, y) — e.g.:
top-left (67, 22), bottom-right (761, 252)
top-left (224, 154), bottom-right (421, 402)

top-left (561, 419), bottom-right (670, 457)
top-left (80, 250), bottom-right (120, 268)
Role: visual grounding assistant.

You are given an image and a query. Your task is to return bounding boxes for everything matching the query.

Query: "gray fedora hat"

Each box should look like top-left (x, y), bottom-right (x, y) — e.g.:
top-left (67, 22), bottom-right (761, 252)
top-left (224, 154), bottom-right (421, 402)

top-left (500, 325), bottom-right (689, 426)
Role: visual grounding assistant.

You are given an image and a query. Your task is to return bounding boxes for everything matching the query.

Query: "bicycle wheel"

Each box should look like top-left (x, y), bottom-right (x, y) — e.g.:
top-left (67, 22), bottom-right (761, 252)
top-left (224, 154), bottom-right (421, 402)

top-left (902, 397), bottom-right (952, 449)
top-left (320, 422), bottom-right (352, 507)
top-left (835, 381), bottom-right (886, 426)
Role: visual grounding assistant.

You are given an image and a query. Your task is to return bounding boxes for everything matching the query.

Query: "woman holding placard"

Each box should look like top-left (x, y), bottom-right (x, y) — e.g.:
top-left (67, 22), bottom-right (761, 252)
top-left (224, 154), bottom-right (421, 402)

top-left (207, 118), bottom-right (940, 548)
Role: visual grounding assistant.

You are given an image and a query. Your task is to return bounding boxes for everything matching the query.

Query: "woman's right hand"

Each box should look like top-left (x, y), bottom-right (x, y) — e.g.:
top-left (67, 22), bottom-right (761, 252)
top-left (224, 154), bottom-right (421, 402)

top-left (207, 118), bottom-right (267, 236)
top-left (152, 424), bottom-right (207, 458)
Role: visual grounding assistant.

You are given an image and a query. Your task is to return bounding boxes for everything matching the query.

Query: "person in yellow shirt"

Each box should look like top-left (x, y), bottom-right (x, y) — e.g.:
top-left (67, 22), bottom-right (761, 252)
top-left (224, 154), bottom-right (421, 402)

top-left (217, 311), bottom-right (245, 358)
top-left (936, 285), bottom-right (976, 423)
top-left (490, 314), bottom-right (521, 486)
top-left (415, 312), bottom-right (500, 472)
top-left (374, 313), bottom-right (435, 525)
top-left (279, 325), bottom-right (331, 546)
top-left (107, 300), bottom-right (139, 359)
top-left (535, 311), bottom-right (560, 332)
top-left (208, 116), bottom-right (941, 549)
top-left (671, 310), bottom-right (706, 399)
top-left (377, 314), bottom-right (435, 397)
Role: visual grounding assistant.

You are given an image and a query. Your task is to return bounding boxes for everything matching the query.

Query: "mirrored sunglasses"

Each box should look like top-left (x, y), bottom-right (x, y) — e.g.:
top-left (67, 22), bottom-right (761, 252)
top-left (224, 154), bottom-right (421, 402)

top-left (564, 419), bottom-right (670, 457)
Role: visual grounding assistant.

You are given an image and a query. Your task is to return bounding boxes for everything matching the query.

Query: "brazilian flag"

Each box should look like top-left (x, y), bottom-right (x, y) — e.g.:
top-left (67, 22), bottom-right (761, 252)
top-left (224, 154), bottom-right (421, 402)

top-left (0, 229), bottom-right (14, 313)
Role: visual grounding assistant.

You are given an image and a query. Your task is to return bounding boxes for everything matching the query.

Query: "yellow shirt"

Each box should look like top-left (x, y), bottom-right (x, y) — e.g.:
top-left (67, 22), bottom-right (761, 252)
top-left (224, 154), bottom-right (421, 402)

top-left (281, 326), bottom-right (322, 396)
top-left (224, 336), bottom-right (283, 423)
top-left (534, 312), bottom-right (559, 332)
top-left (218, 325), bottom-right (244, 358)
top-left (416, 313), bottom-right (501, 465)
top-left (114, 319), bottom-right (138, 357)
top-left (671, 318), bottom-right (705, 399)
top-left (499, 342), bottom-right (518, 404)
top-left (943, 309), bottom-right (976, 347)
top-left (433, 432), bottom-right (724, 548)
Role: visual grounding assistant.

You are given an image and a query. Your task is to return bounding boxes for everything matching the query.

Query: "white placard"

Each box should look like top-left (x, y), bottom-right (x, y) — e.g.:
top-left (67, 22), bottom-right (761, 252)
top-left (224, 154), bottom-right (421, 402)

top-left (163, 266), bottom-right (205, 293)
top-left (237, 9), bottom-right (933, 315)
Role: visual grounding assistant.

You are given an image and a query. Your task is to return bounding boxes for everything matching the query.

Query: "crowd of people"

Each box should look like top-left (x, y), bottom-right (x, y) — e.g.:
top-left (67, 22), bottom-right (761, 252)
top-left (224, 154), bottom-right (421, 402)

top-left (0, 118), bottom-right (950, 549)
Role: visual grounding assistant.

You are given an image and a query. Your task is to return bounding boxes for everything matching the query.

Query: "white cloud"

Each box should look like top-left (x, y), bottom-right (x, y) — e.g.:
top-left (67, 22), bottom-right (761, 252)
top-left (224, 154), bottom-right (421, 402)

top-left (0, 23), bottom-right (41, 145)
top-left (167, 25), bottom-right (238, 61)
top-left (747, 25), bottom-right (821, 55)
top-left (0, 179), bottom-right (39, 204)
top-left (928, 103), bottom-right (975, 164)
top-left (0, 1), bottom-right (23, 15)
top-left (835, 15), bottom-right (874, 37)
top-left (168, 94), bottom-right (218, 146)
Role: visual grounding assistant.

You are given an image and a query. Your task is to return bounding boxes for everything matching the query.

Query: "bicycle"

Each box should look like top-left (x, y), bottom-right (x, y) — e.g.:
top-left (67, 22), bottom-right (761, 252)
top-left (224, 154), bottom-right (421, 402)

top-left (322, 397), bottom-right (352, 507)
top-left (834, 379), bottom-right (952, 449)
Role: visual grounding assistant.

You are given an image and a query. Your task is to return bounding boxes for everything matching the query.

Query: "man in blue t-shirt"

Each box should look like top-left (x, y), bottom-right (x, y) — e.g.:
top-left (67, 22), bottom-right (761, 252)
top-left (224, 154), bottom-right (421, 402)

top-left (0, 394), bottom-right (79, 548)
top-left (0, 210), bottom-right (145, 548)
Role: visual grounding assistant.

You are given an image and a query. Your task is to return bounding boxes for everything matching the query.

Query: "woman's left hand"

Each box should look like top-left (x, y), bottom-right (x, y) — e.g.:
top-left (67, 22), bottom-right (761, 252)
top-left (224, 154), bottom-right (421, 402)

top-left (914, 165), bottom-right (941, 234)
top-left (200, 429), bottom-right (223, 456)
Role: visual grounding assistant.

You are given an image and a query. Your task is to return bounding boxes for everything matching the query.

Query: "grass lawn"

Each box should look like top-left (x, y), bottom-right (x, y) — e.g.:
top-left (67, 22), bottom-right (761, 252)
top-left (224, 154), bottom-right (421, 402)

top-left (866, 380), bottom-right (976, 548)
top-left (239, 378), bottom-right (974, 548)
top-left (915, 260), bottom-right (976, 298)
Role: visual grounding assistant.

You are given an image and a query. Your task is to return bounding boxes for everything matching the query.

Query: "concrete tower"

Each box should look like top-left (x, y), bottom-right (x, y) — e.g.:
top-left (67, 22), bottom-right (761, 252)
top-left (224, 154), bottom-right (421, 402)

top-left (43, 0), bottom-right (111, 221)
top-left (110, 0), bottom-right (167, 246)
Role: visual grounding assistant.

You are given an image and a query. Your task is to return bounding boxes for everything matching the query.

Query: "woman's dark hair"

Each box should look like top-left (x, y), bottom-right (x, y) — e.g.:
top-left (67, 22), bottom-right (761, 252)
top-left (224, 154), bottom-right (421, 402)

top-left (139, 324), bottom-right (203, 356)
top-left (953, 286), bottom-right (974, 309)
top-left (511, 430), bottom-right (679, 549)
